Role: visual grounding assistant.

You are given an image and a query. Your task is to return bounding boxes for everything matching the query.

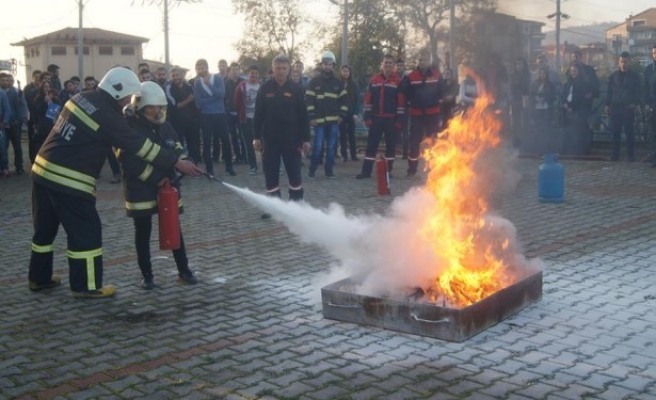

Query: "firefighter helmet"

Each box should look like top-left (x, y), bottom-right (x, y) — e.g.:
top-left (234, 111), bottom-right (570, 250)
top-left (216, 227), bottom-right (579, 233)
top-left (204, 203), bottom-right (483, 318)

top-left (98, 67), bottom-right (141, 100)
top-left (134, 81), bottom-right (167, 124)
top-left (321, 51), bottom-right (336, 64)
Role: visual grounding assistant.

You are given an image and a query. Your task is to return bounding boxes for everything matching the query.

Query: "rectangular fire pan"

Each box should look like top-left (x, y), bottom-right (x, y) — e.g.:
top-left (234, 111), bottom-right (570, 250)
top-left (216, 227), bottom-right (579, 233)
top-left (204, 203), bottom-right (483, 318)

top-left (321, 269), bottom-right (542, 342)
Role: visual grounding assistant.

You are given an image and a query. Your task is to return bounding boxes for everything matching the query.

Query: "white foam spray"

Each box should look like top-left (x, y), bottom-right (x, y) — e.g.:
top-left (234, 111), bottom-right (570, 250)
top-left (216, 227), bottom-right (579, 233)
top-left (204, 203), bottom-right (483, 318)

top-left (218, 181), bottom-right (541, 303)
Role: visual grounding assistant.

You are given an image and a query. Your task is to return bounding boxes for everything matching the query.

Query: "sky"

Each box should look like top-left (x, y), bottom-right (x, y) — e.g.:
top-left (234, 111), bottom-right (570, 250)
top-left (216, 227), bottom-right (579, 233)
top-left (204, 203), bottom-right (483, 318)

top-left (1, 0), bottom-right (654, 84)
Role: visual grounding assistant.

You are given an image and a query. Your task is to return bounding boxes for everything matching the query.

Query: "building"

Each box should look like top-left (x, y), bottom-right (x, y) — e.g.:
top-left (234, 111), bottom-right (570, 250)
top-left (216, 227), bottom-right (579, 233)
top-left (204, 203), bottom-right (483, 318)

top-left (11, 27), bottom-right (148, 80)
top-left (606, 8), bottom-right (656, 65)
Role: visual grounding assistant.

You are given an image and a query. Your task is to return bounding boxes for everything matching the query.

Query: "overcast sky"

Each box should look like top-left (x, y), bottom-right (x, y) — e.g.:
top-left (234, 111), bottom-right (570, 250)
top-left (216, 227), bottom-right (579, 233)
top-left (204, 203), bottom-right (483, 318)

top-left (1, 0), bottom-right (654, 83)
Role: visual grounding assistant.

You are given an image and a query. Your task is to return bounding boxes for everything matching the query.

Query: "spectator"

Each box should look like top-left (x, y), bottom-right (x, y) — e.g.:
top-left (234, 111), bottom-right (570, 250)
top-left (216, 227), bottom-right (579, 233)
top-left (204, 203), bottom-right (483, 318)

top-left (0, 87), bottom-right (10, 177)
top-left (644, 44), bottom-right (656, 167)
top-left (235, 64), bottom-right (261, 174)
top-left (225, 63), bottom-right (245, 164)
top-left (606, 52), bottom-right (641, 162)
top-left (439, 67), bottom-right (460, 130)
top-left (338, 65), bottom-right (361, 162)
top-left (527, 66), bottom-right (557, 153)
top-left (561, 63), bottom-right (594, 156)
top-left (59, 79), bottom-right (77, 104)
top-left (193, 58), bottom-right (235, 177)
top-left (24, 70), bottom-right (41, 163)
top-left (168, 67), bottom-right (201, 163)
top-left (0, 73), bottom-right (28, 174)
top-left (510, 58), bottom-right (530, 148)
top-left (47, 64), bottom-right (62, 92)
top-left (31, 81), bottom-right (62, 161)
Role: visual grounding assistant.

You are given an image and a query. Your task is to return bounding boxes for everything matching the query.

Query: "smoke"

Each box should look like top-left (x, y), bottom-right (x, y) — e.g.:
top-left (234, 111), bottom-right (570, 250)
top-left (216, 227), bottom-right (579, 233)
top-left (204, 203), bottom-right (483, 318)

top-left (220, 179), bottom-right (540, 303)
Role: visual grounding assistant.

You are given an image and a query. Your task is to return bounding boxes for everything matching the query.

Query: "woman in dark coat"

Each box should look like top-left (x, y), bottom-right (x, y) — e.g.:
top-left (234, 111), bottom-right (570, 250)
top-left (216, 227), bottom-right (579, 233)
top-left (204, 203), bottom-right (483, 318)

top-left (561, 63), bottom-right (594, 155)
top-left (526, 66), bottom-right (557, 153)
top-left (338, 65), bottom-right (361, 161)
top-left (32, 81), bottom-right (62, 156)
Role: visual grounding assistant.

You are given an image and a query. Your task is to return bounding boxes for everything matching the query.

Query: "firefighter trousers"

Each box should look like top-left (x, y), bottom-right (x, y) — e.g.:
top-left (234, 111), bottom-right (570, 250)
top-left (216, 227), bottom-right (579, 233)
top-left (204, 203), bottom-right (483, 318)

top-left (29, 181), bottom-right (104, 292)
top-left (262, 140), bottom-right (304, 201)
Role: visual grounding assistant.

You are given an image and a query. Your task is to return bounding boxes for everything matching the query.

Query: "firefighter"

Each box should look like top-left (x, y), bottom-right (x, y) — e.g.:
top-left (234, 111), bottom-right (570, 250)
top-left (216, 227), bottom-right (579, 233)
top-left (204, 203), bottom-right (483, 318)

top-left (306, 50), bottom-right (348, 178)
top-left (118, 81), bottom-right (198, 289)
top-left (28, 67), bottom-right (202, 299)
top-left (400, 51), bottom-right (443, 177)
top-left (356, 54), bottom-right (406, 179)
top-left (253, 53), bottom-right (310, 218)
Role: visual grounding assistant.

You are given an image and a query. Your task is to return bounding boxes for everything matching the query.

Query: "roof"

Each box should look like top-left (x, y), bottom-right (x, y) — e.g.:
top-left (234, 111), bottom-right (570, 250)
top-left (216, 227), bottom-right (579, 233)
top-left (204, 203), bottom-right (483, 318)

top-left (607, 7), bottom-right (656, 31)
top-left (11, 27), bottom-right (149, 47)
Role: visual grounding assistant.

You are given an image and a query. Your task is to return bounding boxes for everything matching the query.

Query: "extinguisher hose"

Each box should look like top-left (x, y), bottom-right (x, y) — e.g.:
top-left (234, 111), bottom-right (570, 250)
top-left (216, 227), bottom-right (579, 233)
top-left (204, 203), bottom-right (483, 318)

top-left (203, 172), bottom-right (225, 185)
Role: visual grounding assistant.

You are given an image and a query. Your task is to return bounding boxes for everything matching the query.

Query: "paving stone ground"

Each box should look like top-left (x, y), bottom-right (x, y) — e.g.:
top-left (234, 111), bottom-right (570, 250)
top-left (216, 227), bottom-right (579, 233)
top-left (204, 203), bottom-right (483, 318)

top-left (1, 145), bottom-right (655, 400)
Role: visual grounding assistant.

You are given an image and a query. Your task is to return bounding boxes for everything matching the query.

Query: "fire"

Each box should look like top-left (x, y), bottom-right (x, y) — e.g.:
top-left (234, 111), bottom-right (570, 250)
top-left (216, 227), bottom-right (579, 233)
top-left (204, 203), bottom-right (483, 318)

top-left (421, 75), bottom-right (515, 307)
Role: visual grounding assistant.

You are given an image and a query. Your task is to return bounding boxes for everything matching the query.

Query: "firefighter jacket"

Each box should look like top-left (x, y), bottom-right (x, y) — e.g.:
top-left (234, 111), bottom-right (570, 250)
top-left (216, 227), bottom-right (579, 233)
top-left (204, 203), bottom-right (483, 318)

top-left (253, 79), bottom-right (309, 146)
top-left (401, 67), bottom-right (442, 117)
top-left (305, 70), bottom-right (348, 125)
top-left (31, 89), bottom-right (179, 201)
top-left (117, 116), bottom-right (186, 218)
top-left (363, 71), bottom-right (405, 123)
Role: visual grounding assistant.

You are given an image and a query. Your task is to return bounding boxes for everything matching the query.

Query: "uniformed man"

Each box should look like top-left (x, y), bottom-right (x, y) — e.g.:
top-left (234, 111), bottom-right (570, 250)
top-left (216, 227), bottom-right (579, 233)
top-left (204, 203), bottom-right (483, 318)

top-left (28, 67), bottom-right (202, 299)
top-left (253, 54), bottom-right (310, 218)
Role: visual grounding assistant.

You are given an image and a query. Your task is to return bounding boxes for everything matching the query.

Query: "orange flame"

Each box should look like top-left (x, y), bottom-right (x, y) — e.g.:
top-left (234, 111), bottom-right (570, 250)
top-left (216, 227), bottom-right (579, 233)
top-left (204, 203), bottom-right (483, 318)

top-left (421, 74), bottom-right (515, 307)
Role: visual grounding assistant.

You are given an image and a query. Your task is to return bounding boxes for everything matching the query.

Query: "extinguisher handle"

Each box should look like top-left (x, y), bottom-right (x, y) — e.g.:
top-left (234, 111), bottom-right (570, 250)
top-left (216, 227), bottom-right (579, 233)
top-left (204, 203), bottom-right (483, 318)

top-left (172, 173), bottom-right (184, 185)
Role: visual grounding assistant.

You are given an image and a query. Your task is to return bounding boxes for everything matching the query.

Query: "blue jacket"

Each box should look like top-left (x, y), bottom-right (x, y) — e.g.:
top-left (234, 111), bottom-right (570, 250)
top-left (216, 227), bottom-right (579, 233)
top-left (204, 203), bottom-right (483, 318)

top-left (0, 90), bottom-right (10, 126)
top-left (193, 74), bottom-right (226, 114)
top-left (4, 87), bottom-right (28, 123)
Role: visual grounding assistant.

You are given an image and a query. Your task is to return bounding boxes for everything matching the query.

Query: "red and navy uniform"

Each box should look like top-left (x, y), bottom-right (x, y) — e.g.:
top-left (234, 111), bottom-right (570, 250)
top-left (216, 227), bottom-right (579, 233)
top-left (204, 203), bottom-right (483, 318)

top-left (359, 71), bottom-right (405, 177)
top-left (401, 67), bottom-right (443, 175)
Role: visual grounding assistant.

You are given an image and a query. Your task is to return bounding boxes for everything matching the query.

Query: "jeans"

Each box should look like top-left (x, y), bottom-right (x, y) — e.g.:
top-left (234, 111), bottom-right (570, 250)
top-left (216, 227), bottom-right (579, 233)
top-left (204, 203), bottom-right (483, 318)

top-left (309, 123), bottom-right (339, 175)
top-left (200, 113), bottom-right (232, 175)
top-left (0, 129), bottom-right (8, 171)
top-left (6, 124), bottom-right (23, 171)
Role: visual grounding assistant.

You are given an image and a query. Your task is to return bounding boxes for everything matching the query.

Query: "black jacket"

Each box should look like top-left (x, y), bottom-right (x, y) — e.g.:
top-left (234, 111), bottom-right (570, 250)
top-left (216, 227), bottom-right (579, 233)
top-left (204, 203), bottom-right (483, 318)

top-left (606, 69), bottom-right (641, 109)
top-left (253, 79), bottom-right (309, 146)
top-left (32, 89), bottom-right (178, 201)
top-left (305, 70), bottom-right (348, 124)
top-left (118, 116), bottom-right (186, 218)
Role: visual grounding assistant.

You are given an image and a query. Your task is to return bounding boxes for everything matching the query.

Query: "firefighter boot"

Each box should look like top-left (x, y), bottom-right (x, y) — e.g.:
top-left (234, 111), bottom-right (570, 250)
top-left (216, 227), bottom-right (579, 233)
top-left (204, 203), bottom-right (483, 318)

top-left (141, 274), bottom-right (155, 290)
top-left (71, 285), bottom-right (117, 299)
top-left (289, 187), bottom-right (304, 202)
top-left (29, 274), bottom-right (62, 291)
top-left (407, 159), bottom-right (419, 177)
top-left (356, 159), bottom-right (374, 179)
top-left (178, 270), bottom-right (198, 285)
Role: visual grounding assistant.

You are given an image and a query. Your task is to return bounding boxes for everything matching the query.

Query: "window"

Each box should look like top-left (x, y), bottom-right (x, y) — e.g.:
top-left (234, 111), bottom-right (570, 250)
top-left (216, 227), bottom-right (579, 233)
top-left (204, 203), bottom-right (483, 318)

top-left (98, 46), bottom-right (113, 55)
top-left (120, 46), bottom-right (135, 55)
top-left (51, 46), bottom-right (67, 56)
top-left (632, 19), bottom-right (646, 27)
top-left (74, 46), bottom-right (90, 55)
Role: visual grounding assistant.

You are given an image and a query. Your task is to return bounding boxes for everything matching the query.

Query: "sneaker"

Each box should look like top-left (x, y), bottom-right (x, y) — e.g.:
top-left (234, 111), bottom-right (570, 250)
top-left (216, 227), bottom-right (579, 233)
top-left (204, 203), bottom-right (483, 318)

top-left (15, 168), bottom-right (24, 175)
top-left (261, 213), bottom-right (272, 219)
top-left (141, 275), bottom-right (156, 290)
top-left (71, 285), bottom-right (117, 299)
top-left (356, 173), bottom-right (370, 179)
top-left (178, 271), bottom-right (198, 285)
top-left (307, 170), bottom-right (315, 178)
top-left (249, 168), bottom-right (258, 175)
top-left (28, 275), bottom-right (62, 291)
top-left (325, 173), bottom-right (336, 179)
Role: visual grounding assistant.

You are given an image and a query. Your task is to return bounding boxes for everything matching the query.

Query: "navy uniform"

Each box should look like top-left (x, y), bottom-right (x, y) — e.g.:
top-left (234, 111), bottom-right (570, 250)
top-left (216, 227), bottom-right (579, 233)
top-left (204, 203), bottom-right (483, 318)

top-left (253, 77), bottom-right (309, 201)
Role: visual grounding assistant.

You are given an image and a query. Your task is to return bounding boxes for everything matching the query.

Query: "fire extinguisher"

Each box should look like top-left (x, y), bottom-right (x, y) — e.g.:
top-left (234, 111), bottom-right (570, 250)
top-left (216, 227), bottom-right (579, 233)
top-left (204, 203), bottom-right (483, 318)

top-left (376, 156), bottom-right (390, 195)
top-left (158, 181), bottom-right (181, 250)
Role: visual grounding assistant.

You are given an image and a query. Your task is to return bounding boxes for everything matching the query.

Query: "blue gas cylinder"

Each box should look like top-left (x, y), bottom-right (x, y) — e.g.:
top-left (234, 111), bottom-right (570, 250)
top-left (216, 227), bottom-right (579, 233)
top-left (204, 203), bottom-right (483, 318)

top-left (538, 153), bottom-right (564, 203)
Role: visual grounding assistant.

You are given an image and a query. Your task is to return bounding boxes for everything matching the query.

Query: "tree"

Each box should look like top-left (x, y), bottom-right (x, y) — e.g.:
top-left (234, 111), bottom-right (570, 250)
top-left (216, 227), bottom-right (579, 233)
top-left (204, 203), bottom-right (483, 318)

top-left (392, 0), bottom-right (496, 68)
top-left (233, 0), bottom-right (310, 63)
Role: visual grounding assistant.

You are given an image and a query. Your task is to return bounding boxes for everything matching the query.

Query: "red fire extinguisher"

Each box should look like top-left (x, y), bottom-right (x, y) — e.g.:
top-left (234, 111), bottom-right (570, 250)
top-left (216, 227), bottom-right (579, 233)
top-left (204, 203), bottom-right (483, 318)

top-left (376, 156), bottom-right (390, 195)
top-left (158, 181), bottom-right (181, 250)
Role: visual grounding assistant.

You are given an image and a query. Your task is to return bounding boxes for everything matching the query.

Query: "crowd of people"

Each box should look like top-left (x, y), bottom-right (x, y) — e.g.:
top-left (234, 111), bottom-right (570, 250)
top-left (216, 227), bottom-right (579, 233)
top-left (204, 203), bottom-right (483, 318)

top-left (4, 43), bottom-right (656, 298)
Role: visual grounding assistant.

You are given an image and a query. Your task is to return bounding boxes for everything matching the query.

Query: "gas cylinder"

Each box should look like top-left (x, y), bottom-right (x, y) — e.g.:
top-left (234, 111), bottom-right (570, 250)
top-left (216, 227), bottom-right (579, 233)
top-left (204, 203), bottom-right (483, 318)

top-left (376, 157), bottom-right (390, 195)
top-left (538, 153), bottom-right (564, 203)
top-left (158, 181), bottom-right (181, 250)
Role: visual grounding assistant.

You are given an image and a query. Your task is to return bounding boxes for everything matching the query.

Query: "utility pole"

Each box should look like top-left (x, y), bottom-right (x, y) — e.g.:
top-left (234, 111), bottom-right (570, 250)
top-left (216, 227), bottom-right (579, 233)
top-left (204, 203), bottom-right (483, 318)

top-left (77, 0), bottom-right (84, 78)
top-left (164, 0), bottom-right (170, 67)
top-left (449, 0), bottom-right (455, 70)
top-left (341, 0), bottom-right (348, 65)
top-left (548, 0), bottom-right (569, 73)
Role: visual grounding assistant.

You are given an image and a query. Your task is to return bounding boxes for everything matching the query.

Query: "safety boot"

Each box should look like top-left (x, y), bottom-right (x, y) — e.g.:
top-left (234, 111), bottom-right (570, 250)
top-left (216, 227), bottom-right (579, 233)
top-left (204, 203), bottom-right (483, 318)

top-left (29, 275), bottom-right (62, 291)
top-left (178, 271), bottom-right (198, 285)
top-left (356, 159), bottom-right (374, 179)
top-left (71, 285), bottom-right (117, 299)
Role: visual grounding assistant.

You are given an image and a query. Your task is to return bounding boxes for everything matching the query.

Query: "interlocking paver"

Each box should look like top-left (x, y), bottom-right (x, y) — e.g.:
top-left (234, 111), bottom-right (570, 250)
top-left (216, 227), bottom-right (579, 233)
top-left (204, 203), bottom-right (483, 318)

top-left (2, 154), bottom-right (656, 400)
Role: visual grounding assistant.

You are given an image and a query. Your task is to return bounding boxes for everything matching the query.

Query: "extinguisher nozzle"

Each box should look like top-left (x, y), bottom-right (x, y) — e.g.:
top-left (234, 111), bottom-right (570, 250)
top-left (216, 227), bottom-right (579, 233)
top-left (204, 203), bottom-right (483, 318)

top-left (203, 172), bottom-right (225, 185)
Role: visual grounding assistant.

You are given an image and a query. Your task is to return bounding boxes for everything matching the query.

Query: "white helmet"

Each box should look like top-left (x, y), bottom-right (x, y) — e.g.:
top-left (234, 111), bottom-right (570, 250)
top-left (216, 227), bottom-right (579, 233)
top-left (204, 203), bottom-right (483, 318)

top-left (98, 67), bottom-right (141, 100)
top-left (321, 51), bottom-right (336, 64)
top-left (132, 81), bottom-right (167, 124)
